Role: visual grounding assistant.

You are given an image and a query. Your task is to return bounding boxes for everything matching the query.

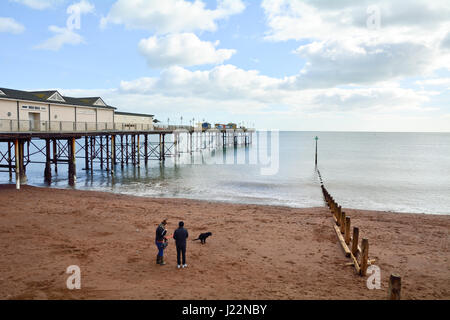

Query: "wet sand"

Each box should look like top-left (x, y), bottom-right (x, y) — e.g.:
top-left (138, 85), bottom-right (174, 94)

top-left (0, 185), bottom-right (448, 300)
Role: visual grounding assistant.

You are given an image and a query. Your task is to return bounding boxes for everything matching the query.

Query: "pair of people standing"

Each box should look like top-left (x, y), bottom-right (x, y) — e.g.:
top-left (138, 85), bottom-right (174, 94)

top-left (155, 220), bottom-right (189, 268)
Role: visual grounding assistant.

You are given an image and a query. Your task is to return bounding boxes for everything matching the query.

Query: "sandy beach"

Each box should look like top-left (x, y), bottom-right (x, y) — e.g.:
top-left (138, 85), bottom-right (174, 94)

top-left (0, 184), bottom-right (448, 300)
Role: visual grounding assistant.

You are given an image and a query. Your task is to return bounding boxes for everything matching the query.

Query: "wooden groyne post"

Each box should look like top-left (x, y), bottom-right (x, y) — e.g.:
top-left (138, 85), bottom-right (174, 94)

top-left (388, 274), bottom-right (402, 300)
top-left (360, 238), bottom-right (369, 276)
top-left (320, 180), bottom-right (376, 277)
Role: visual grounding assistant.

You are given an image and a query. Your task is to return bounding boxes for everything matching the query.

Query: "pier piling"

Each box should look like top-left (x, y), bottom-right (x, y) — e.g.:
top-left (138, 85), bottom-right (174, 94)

top-left (1, 126), bottom-right (254, 186)
top-left (84, 136), bottom-right (89, 171)
top-left (14, 139), bottom-right (20, 190)
top-left (53, 138), bottom-right (57, 173)
top-left (45, 139), bottom-right (51, 183)
top-left (8, 142), bottom-right (12, 181)
top-left (111, 135), bottom-right (115, 174)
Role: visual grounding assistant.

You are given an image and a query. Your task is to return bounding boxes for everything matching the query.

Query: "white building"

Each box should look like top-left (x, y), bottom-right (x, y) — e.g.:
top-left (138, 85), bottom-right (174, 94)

top-left (0, 87), bottom-right (154, 132)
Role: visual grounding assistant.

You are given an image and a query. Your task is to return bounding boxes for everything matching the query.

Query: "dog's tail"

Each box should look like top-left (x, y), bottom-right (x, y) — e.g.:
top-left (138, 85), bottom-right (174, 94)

top-left (192, 238), bottom-right (200, 241)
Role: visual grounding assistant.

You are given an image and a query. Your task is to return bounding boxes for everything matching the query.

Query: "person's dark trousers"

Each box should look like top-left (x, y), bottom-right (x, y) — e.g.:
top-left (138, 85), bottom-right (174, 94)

top-left (176, 244), bottom-right (186, 265)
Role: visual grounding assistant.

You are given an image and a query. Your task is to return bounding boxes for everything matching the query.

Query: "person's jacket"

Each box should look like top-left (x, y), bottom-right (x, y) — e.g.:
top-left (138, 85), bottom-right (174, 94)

top-left (173, 227), bottom-right (189, 247)
top-left (155, 224), bottom-right (167, 242)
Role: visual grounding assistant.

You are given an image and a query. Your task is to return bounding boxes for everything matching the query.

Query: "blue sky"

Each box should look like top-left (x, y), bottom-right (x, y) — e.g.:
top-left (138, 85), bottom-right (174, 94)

top-left (1, 0), bottom-right (450, 131)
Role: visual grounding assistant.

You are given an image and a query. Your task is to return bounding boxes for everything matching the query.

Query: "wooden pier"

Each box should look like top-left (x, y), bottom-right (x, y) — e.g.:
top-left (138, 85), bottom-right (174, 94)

top-left (0, 124), bottom-right (254, 189)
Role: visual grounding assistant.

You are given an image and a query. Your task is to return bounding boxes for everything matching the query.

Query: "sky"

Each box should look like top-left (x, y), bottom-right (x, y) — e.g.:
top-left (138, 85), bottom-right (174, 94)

top-left (1, 0), bottom-right (450, 132)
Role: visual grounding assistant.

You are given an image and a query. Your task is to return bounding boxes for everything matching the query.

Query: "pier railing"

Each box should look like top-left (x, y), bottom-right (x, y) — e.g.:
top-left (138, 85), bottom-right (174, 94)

top-left (0, 119), bottom-right (255, 134)
top-left (0, 119), bottom-right (156, 133)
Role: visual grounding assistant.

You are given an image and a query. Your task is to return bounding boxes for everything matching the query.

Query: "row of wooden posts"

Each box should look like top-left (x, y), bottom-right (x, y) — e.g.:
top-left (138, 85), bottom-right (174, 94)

top-left (317, 170), bottom-right (402, 300)
top-left (321, 183), bottom-right (371, 276)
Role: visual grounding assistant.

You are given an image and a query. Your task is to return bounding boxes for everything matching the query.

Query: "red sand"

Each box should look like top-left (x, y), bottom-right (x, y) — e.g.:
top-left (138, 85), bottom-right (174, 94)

top-left (0, 185), bottom-right (449, 300)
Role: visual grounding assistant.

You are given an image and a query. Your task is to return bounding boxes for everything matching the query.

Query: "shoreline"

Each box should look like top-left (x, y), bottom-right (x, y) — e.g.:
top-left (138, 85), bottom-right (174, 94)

top-left (1, 182), bottom-right (447, 216)
top-left (0, 185), bottom-right (449, 299)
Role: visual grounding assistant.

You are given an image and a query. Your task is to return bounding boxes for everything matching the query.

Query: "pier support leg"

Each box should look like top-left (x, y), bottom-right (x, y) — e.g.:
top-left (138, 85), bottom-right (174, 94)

top-left (174, 133), bottom-right (178, 159)
top-left (137, 135), bottom-right (140, 168)
top-left (121, 135), bottom-right (124, 168)
top-left (106, 135), bottom-right (110, 172)
top-left (100, 136), bottom-right (104, 170)
top-left (90, 136), bottom-right (94, 173)
top-left (126, 135), bottom-right (129, 165)
top-left (159, 134), bottom-right (162, 161)
top-left (111, 135), bottom-right (115, 175)
top-left (68, 138), bottom-right (76, 186)
top-left (14, 139), bottom-right (20, 190)
top-left (131, 135), bottom-right (134, 164)
top-left (19, 140), bottom-right (27, 184)
top-left (131, 135), bottom-right (134, 165)
top-left (45, 139), bottom-right (52, 184)
top-left (84, 136), bottom-right (89, 171)
top-left (113, 135), bottom-right (117, 165)
top-left (144, 134), bottom-right (148, 166)
top-left (72, 138), bottom-right (76, 178)
top-left (53, 138), bottom-right (58, 173)
top-left (162, 134), bottom-right (166, 161)
top-left (8, 142), bottom-right (12, 181)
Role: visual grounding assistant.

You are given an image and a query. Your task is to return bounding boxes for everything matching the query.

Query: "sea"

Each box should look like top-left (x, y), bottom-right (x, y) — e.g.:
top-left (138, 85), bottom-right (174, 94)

top-left (1, 131), bottom-right (449, 215)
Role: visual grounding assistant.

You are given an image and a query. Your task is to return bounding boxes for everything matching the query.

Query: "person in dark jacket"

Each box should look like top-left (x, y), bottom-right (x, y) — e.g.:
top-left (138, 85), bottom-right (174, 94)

top-left (173, 221), bottom-right (189, 269)
top-left (155, 219), bottom-right (168, 265)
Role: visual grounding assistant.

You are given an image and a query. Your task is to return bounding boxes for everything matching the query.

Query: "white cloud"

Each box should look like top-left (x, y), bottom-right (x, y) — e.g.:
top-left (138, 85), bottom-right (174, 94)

top-left (10, 0), bottom-right (63, 10)
top-left (261, 0), bottom-right (450, 88)
top-left (67, 0), bottom-right (95, 15)
top-left (416, 78), bottom-right (450, 86)
top-left (0, 17), bottom-right (25, 34)
top-left (120, 65), bottom-right (283, 102)
top-left (58, 60), bottom-right (448, 131)
top-left (101, 0), bottom-right (245, 34)
top-left (35, 26), bottom-right (85, 51)
top-left (138, 33), bottom-right (236, 68)
top-left (262, 0), bottom-right (450, 43)
top-left (441, 32), bottom-right (450, 50)
top-left (118, 64), bottom-right (433, 115)
top-left (289, 40), bottom-right (436, 88)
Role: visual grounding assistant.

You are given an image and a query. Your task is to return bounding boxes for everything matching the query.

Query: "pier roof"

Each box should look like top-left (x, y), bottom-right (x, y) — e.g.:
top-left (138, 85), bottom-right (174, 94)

top-left (0, 87), bottom-right (116, 110)
top-left (115, 111), bottom-right (154, 117)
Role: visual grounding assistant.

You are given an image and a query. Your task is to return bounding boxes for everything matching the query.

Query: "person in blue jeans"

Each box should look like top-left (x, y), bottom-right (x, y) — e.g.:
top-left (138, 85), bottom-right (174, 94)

top-left (173, 221), bottom-right (189, 269)
top-left (155, 219), bottom-right (168, 265)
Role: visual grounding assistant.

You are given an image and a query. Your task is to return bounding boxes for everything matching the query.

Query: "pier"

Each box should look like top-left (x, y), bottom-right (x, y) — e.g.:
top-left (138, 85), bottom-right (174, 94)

top-left (0, 87), bottom-right (254, 189)
top-left (0, 122), bottom-right (254, 189)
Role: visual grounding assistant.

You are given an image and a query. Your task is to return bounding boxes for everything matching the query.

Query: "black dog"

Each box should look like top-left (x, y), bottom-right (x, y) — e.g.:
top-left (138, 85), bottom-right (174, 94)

top-left (193, 232), bottom-right (212, 244)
